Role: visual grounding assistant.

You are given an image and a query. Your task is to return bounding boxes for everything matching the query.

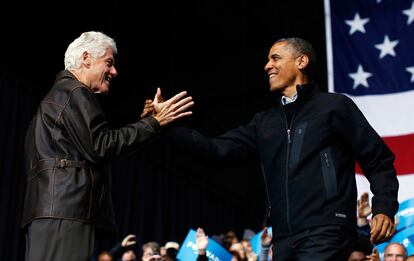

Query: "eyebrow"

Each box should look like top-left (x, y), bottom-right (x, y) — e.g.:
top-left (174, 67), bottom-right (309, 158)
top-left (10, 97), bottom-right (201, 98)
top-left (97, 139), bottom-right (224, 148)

top-left (270, 54), bottom-right (281, 59)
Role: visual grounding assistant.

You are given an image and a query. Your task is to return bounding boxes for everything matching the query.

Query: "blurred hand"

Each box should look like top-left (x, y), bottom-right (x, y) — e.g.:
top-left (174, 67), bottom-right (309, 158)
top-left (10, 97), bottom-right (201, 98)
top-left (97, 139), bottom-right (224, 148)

top-left (357, 192), bottom-right (372, 226)
top-left (152, 88), bottom-right (194, 126)
top-left (260, 227), bottom-right (272, 247)
top-left (365, 248), bottom-right (380, 261)
top-left (196, 227), bottom-right (209, 255)
top-left (370, 214), bottom-right (395, 244)
top-left (121, 234), bottom-right (136, 247)
top-left (358, 192), bottom-right (372, 218)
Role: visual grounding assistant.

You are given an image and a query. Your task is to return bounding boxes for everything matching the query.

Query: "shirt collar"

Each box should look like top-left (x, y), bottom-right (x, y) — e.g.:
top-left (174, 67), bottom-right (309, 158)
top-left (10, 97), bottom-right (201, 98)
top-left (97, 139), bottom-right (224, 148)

top-left (281, 93), bottom-right (298, 105)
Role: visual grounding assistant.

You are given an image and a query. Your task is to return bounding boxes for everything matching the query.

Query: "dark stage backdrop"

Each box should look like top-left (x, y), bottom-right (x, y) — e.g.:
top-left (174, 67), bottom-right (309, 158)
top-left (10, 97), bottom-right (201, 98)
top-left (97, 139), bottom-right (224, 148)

top-left (0, 1), bottom-right (326, 260)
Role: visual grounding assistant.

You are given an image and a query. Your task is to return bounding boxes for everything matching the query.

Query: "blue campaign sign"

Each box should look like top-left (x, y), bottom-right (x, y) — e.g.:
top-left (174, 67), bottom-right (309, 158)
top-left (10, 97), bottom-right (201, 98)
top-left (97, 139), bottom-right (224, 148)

top-left (250, 227), bottom-right (272, 257)
top-left (396, 197), bottom-right (414, 232)
top-left (177, 229), bottom-right (232, 261)
top-left (375, 225), bottom-right (414, 258)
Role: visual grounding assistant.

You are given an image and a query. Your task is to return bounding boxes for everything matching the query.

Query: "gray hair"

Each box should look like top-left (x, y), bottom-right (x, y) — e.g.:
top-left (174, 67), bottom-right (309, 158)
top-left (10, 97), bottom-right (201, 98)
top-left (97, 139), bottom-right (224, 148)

top-left (64, 31), bottom-right (117, 70)
top-left (275, 37), bottom-right (317, 77)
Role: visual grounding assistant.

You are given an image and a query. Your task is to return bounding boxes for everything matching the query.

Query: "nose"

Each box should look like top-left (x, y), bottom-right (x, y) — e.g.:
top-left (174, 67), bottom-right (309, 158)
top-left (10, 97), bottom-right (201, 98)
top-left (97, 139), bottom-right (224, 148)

top-left (111, 66), bottom-right (118, 77)
top-left (264, 60), bottom-right (272, 72)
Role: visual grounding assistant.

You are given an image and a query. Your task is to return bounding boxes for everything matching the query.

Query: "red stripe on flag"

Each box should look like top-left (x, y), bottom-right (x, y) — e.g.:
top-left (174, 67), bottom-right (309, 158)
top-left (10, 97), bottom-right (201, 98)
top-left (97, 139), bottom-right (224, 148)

top-left (356, 133), bottom-right (414, 175)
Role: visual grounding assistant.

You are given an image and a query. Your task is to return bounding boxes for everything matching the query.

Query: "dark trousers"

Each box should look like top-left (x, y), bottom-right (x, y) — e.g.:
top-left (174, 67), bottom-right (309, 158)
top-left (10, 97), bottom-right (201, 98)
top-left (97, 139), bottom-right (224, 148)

top-left (273, 225), bottom-right (354, 261)
top-left (25, 218), bottom-right (94, 261)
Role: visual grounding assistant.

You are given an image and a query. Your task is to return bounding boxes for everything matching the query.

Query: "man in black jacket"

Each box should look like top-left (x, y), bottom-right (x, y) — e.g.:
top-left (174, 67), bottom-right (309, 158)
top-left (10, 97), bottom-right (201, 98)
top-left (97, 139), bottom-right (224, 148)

top-left (145, 37), bottom-right (399, 260)
top-left (22, 31), bottom-right (194, 261)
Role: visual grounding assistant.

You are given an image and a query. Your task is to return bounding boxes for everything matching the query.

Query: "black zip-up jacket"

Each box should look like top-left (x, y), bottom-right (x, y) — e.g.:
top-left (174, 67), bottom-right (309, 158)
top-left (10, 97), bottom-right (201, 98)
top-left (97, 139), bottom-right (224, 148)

top-left (170, 83), bottom-right (399, 237)
top-left (22, 70), bottom-right (161, 232)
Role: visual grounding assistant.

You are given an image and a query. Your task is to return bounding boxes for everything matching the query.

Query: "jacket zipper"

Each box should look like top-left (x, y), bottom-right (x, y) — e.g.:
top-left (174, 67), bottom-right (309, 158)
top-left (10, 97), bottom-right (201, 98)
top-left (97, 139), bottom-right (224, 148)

top-left (282, 105), bottom-right (296, 234)
top-left (260, 164), bottom-right (272, 227)
top-left (324, 152), bottom-right (330, 168)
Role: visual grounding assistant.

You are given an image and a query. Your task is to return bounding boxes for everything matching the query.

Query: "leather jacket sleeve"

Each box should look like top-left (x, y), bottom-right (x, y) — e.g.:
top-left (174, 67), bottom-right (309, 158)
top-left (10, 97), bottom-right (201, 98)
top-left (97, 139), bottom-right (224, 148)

top-left (61, 86), bottom-right (160, 164)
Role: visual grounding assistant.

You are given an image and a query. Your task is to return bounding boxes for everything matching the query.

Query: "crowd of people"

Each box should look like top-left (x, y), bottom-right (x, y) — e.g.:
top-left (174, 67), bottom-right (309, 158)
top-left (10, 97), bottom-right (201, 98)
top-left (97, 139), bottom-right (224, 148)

top-left (94, 193), bottom-right (413, 261)
top-left (94, 228), bottom-right (259, 261)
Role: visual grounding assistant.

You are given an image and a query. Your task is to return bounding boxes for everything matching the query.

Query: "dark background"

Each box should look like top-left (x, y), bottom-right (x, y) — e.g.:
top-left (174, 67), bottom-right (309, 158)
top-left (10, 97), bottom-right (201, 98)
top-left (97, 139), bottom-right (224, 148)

top-left (0, 1), bottom-right (327, 260)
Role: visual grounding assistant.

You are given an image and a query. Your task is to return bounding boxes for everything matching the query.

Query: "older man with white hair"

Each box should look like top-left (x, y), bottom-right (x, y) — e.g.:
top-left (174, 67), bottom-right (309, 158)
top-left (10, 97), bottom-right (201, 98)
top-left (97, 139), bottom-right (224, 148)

top-left (22, 31), bottom-right (193, 261)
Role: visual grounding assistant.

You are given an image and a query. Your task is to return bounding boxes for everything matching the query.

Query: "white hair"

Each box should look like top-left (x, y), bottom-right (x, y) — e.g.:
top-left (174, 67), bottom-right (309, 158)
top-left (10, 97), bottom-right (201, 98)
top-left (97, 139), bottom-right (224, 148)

top-left (64, 31), bottom-right (117, 70)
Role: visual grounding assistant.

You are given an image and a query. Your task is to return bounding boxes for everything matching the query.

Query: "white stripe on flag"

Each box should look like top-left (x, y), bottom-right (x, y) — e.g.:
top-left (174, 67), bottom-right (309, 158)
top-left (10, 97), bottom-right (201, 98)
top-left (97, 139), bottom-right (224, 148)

top-left (347, 90), bottom-right (414, 137)
top-left (356, 174), bottom-right (414, 203)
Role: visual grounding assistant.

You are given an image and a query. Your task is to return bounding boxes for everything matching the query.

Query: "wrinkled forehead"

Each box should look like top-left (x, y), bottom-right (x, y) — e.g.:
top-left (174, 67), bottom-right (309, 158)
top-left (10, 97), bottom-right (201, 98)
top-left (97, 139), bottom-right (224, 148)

top-left (385, 244), bottom-right (406, 255)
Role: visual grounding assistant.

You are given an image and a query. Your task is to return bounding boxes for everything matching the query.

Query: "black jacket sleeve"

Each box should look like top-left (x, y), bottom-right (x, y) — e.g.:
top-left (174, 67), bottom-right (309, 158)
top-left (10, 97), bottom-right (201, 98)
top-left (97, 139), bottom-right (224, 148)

top-left (168, 118), bottom-right (259, 163)
top-left (333, 96), bottom-right (399, 219)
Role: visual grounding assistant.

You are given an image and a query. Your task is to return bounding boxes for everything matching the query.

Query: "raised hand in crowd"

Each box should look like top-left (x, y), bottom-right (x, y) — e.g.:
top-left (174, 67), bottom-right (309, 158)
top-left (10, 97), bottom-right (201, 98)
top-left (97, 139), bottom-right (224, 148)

top-left (260, 227), bottom-right (272, 261)
top-left (357, 192), bottom-right (372, 226)
top-left (241, 239), bottom-right (258, 261)
top-left (195, 227), bottom-right (209, 261)
top-left (365, 248), bottom-right (380, 261)
top-left (196, 227), bottom-right (209, 255)
top-left (261, 227), bottom-right (272, 248)
top-left (121, 234), bottom-right (137, 248)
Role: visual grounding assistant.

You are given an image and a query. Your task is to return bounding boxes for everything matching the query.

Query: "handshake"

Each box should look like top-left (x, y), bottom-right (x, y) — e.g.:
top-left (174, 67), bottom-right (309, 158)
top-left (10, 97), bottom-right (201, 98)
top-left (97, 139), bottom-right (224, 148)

top-left (140, 87), bottom-right (194, 126)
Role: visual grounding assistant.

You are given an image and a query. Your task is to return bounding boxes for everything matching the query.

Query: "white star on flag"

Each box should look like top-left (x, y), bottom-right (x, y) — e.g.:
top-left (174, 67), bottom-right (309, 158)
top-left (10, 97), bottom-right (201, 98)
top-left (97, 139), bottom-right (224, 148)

top-left (407, 66), bottom-right (414, 82)
top-left (403, 1), bottom-right (414, 25)
top-left (374, 35), bottom-right (399, 59)
top-left (349, 65), bottom-right (373, 89)
top-left (345, 13), bottom-right (370, 35)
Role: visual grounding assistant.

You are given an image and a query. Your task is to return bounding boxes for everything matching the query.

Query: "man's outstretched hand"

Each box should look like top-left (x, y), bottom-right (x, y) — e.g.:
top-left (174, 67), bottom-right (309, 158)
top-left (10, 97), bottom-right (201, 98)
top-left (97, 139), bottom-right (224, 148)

top-left (141, 88), bottom-right (193, 126)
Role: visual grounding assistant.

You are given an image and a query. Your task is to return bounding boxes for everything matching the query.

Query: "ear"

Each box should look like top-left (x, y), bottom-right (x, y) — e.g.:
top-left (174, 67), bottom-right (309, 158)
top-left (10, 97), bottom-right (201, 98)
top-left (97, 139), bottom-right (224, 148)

top-left (296, 54), bottom-right (309, 70)
top-left (82, 51), bottom-right (91, 67)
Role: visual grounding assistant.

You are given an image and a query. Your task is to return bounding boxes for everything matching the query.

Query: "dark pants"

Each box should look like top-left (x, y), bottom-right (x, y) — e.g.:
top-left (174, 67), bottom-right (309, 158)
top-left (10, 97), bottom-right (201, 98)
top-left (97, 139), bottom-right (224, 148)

top-left (273, 225), bottom-right (354, 261)
top-left (25, 218), bottom-right (94, 261)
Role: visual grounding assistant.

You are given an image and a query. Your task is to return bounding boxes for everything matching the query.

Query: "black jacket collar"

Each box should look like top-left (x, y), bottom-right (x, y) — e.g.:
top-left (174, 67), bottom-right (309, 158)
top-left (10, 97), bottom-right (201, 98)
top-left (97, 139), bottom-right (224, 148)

top-left (272, 81), bottom-right (320, 106)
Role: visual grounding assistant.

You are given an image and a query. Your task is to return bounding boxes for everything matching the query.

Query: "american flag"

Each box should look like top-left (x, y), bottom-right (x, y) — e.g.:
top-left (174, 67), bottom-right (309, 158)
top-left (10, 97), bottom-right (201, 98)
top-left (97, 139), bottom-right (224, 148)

top-left (324, 0), bottom-right (414, 202)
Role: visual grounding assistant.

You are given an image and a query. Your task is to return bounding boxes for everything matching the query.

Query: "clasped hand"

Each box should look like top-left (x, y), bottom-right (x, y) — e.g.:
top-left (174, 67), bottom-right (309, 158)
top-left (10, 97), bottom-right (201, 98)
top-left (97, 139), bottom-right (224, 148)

top-left (141, 87), bottom-right (194, 126)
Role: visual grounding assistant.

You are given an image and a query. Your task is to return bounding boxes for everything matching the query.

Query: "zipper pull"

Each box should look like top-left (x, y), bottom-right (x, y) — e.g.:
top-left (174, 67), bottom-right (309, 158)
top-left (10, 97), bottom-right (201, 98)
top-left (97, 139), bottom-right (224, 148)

top-left (287, 129), bottom-right (292, 143)
top-left (324, 152), bottom-right (330, 167)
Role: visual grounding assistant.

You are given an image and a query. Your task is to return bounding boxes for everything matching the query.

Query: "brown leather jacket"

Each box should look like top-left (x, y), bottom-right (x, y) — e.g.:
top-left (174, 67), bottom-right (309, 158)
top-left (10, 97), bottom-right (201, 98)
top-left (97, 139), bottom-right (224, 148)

top-left (22, 70), bottom-right (160, 232)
